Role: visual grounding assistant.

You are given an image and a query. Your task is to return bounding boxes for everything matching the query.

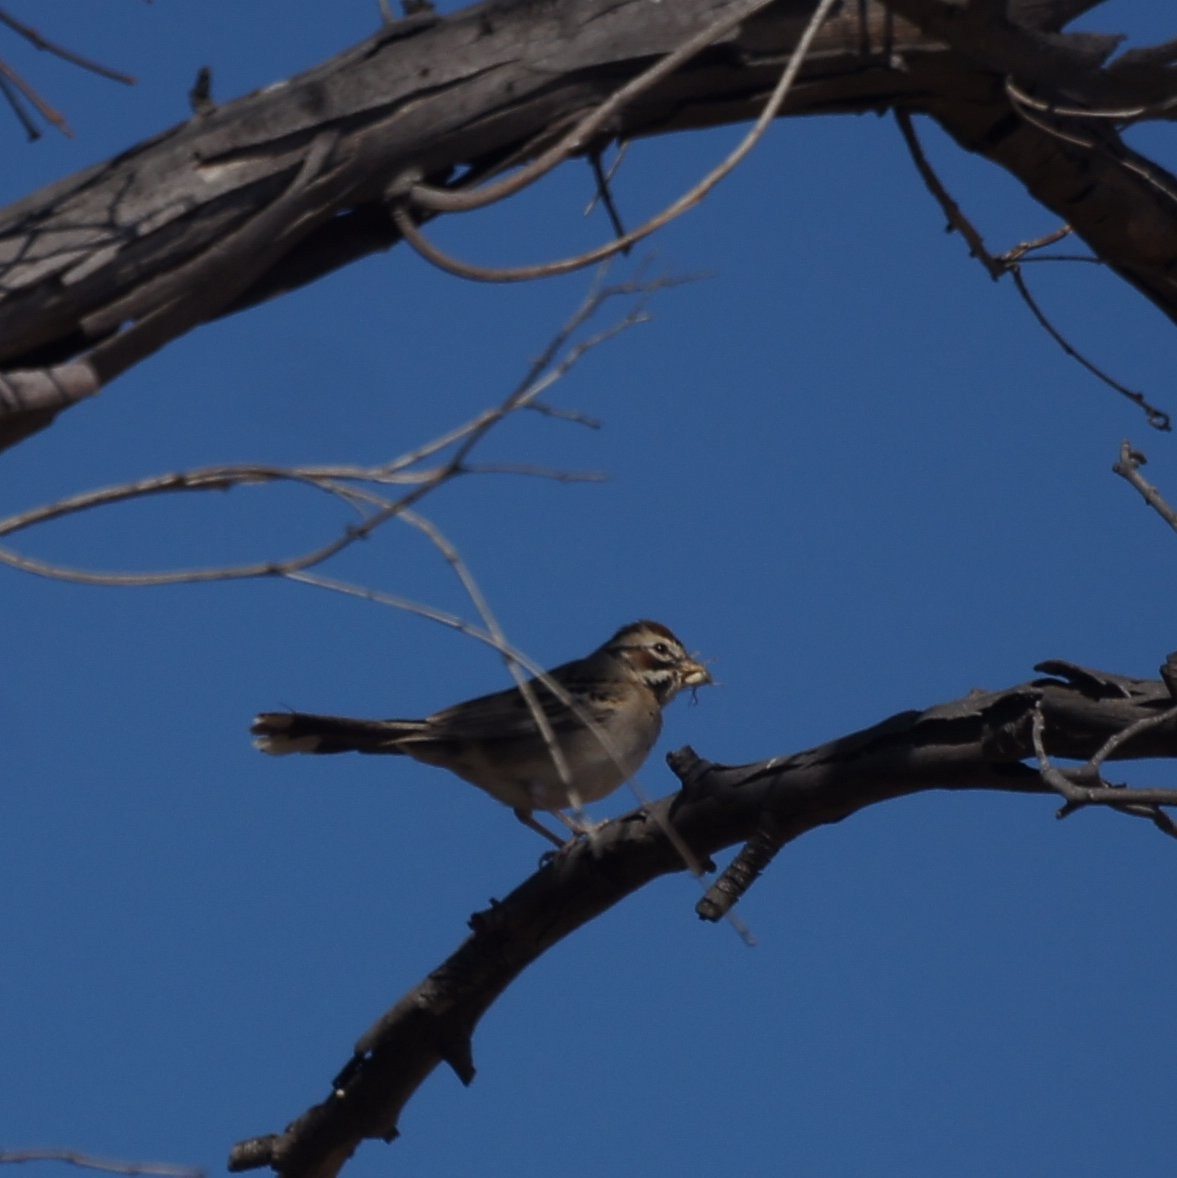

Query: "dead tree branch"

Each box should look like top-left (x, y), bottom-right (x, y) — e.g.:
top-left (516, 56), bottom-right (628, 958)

top-left (0, 1151), bottom-right (200, 1178)
top-left (1114, 440), bottom-right (1177, 534)
top-left (3, 1), bottom-right (1177, 450)
top-left (228, 655), bottom-right (1177, 1178)
top-left (0, 271), bottom-right (650, 586)
top-left (0, 6), bottom-right (135, 139)
top-left (390, 0), bottom-right (839, 280)
top-left (0, 8), bottom-right (135, 86)
top-left (896, 107), bottom-right (1171, 430)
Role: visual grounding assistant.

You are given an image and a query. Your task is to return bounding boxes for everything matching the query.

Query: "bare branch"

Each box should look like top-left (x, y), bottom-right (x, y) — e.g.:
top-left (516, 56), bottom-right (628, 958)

top-left (0, 273), bottom-right (661, 586)
top-left (1006, 267), bottom-right (1170, 429)
top-left (894, 108), bottom-right (1003, 279)
top-left (228, 657), bottom-right (1177, 1178)
top-left (0, 8), bottom-right (135, 85)
top-left (1113, 441), bottom-right (1177, 534)
top-left (896, 108), bottom-right (1170, 430)
top-left (5, 2), bottom-right (1177, 450)
top-left (587, 150), bottom-right (629, 243)
top-left (0, 57), bottom-right (70, 136)
top-left (402, 0), bottom-right (776, 215)
top-left (0, 66), bottom-right (38, 139)
top-left (1001, 73), bottom-right (1177, 126)
top-left (0, 1150), bottom-right (200, 1178)
top-left (997, 226), bottom-right (1074, 264)
top-left (392, 0), bottom-right (840, 282)
top-left (1030, 701), bottom-right (1177, 832)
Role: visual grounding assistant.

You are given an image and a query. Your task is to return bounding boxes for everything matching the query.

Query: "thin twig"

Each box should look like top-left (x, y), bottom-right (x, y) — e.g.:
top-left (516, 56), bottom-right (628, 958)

top-left (0, 57), bottom-right (70, 135)
top-left (0, 65), bottom-right (37, 138)
top-left (1113, 441), bottom-right (1177, 534)
top-left (524, 402), bottom-right (604, 428)
top-left (392, 0), bottom-right (840, 282)
top-left (588, 150), bottom-right (628, 245)
top-left (1088, 703), bottom-right (1177, 773)
top-left (894, 108), bottom-right (1002, 278)
top-left (1009, 268), bottom-right (1171, 430)
top-left (584, 143), bottom-right (630, 218)
top-left (0, 1151), bottom-right (200, 1178)
top-left (1030, 704), bottom-right (1177, 832)
top-left (0, 7), bottom-right (136, 84)
top-left (0, 273), bottom-right (662, 587)
top-left (897, 109), bottom-right (1170, 431)
top-left (1012, 254), bottom-right (1101, 266)
top-left (1003, 75), bottom-right (1177, 213)
top-left (395, 508), bottom-right (580, 827)
top-left (998, 226), bottom-right (1073, 264)
top-left (403, 0), bottom-right (775, 215)
top-left (1003, 74), bottom-right (1177, 125)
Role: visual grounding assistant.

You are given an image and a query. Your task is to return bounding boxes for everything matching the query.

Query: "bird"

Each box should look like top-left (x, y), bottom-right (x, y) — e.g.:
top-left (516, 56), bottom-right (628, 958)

top-left (250, 620), bottom-right (712, 846)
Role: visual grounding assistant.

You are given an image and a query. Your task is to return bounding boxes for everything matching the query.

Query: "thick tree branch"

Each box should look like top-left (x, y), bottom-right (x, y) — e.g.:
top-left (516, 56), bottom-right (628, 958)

top-left (2, 0), bottom-right (1177, 451)
top-left (228, 655), bottom-right (1177, 1178)
top-left (883, 0), bottom-right (1177, 348)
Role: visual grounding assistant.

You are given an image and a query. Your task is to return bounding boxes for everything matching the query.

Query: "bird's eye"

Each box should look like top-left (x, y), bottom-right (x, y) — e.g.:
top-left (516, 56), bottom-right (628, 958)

top-left (653, 642), bottom-right (671, 657)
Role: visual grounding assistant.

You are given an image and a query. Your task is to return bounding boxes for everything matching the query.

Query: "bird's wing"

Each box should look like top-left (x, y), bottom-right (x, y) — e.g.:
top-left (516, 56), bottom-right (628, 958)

top-left (415, 655), bottom-right (612, 743)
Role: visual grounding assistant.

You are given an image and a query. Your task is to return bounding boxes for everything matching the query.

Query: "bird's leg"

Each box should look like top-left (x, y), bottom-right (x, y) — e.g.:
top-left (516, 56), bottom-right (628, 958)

top-left (512, 807), bottom-right (567, 849)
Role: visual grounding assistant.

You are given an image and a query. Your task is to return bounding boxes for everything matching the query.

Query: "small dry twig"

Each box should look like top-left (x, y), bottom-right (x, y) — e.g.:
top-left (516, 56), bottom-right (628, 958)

top-left (584, 143), bottom-right (630, 220)
top-left (403, 0), bottom-right (775, 216)
top-left (896, 109), bottom-right (1170, 431)
top-left (588, 150), bottom-right (629, 246)
top-left (1113, 441), bottom-right (1177, 534)
top-left (1006, 267), bottom-right (1170, 429)
top-left (0, 1150), bottom-right (201, 1178)
top-left (391, 0), bottom-right (840, 282)
top-left (0, 5), bottom-right (134, 138)
top-left (1030, 703), bottom-right (1177, 839)
top-left (0, 56), bottom-right (68, 136)
top-left (0, 272), bottom-right (660, 587)
top-left (0, 7), bottom-right (135, 84)
top-left (1003, 75), bottom-right (1177, 209)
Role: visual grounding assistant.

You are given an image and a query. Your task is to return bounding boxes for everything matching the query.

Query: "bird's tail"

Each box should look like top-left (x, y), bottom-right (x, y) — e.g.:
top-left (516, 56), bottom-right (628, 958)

top-left (251, 712), bottom-right (425, 756)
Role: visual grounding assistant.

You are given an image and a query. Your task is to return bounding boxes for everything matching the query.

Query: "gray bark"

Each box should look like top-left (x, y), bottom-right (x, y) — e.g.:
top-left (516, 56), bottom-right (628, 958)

top-left (2, 0), bottom-right (1176, 450)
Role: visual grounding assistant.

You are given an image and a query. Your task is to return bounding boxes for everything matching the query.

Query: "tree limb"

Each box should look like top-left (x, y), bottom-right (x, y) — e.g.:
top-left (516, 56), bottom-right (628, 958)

top-left (3, 0), bottom-right (1177, 451)
top-left (227, 655), bottom-right (1177, 1178)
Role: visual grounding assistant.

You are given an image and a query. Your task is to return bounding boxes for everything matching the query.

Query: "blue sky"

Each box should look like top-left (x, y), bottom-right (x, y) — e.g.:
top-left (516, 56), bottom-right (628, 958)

top-left (3, 3), bottom-right (1176, 1176)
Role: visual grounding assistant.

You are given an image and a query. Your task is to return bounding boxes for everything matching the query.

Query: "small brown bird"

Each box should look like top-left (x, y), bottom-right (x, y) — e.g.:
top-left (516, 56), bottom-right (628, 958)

top-left (251, 620), bottom-right (712, 846)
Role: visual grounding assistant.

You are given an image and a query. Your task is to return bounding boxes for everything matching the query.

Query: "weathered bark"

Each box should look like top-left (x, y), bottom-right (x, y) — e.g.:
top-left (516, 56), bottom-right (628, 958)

top-left (227, 657), bottom-right (1177, 1178)
top-left (1, 0), bottom-right (1175, 451)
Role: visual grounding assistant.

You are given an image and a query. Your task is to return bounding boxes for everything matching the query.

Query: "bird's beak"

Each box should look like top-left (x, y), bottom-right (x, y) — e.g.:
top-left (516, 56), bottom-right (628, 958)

top-left (682, 659), bottom-right (713, 688)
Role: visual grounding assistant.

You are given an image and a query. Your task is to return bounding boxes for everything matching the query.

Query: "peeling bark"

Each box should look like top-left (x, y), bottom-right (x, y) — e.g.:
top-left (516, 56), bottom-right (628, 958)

top-left (2, 0), bottom-right (1175, 451)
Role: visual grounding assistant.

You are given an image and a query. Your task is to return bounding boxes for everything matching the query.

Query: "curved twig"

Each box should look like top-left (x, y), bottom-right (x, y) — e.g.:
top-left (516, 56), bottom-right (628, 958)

top-left (0, 1151), bottom-right (199, 1178)
top-left (0, 272), bottom-right (659, 586)
top-left (1008, 267), bottom-right (1171, 430)
top-left (402, 0), bottom-right (774, 215)
top-left (896, 107), bottom-right (1171, 431)
top-left (0, 7), bottom-right (135, 84)
top-left (391, 0), bottom-right (840, 282)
